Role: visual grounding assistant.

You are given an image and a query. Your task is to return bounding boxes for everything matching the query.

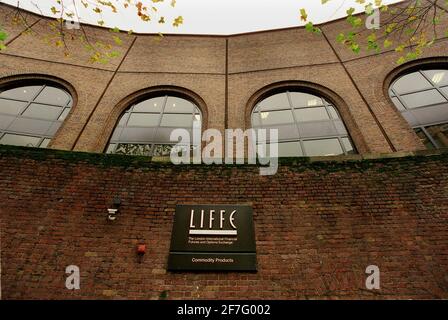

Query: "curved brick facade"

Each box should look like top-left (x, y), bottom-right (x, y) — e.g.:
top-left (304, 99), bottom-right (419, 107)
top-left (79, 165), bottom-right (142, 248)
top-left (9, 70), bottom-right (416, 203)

top-left (1, 2), bottom-right (447, 154)
top-left (1, 1), bottom-right (448, 299)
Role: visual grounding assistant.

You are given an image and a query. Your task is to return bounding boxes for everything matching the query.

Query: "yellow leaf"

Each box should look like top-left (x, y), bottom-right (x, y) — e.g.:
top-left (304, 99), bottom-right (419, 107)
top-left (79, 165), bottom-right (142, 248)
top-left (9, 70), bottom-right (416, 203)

top-left (173, 16), bottom-right (183, 27)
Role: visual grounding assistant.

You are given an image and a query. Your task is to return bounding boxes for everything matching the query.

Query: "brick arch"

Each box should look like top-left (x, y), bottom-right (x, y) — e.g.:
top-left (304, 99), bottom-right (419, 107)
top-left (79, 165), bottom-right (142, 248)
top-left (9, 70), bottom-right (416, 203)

top-left (97, 85), bottom-right (209, 152)
top-left (383, 56), bottom-right (448, 93)
top-left (382, 56), bottom-right (448, 150)
top-left (244, 80), bottom-right (369, 154)
top-left (0, 73), bottom-right (78, 149)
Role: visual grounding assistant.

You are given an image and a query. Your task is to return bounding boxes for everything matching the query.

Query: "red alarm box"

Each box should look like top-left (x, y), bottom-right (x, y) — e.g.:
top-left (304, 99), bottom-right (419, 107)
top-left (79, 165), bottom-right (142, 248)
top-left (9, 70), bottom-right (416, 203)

top-left (137, 244), bottom-right (146, 255)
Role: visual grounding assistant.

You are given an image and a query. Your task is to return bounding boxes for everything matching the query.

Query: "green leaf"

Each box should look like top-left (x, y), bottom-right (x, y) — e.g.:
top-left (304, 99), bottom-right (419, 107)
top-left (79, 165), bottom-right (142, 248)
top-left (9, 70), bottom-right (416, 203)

top-left (397, 56), bottom-right (406, 64)
top-left (112, 35), bottom-right (122, 45)
top-left (300, 8), bottom-right (308, 22)
top-left (351, 43), bottom-right (360, 54)
top-left (336, 33), bottom-right (345, 43)
top-left (346, 7), bottom-right (355, 16)
top-left (305, 22), bottom-right (322, 34)
top-left (0, 30), bottom-right (8, 42)
top-left (384, 39), bottom-right (393, 48)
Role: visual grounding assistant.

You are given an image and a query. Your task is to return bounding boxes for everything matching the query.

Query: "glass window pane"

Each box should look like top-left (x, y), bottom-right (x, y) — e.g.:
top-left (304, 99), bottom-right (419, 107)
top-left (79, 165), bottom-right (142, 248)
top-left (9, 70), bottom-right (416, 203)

top-left (155, 127), bottom-right (190, 143)
top-left (303, 138), bottom-right (343, 156)
top-left (251, 112), bottom-right (261, 127)
top-left (278, 141), bottom-right (302, 157)
top-left (164, 97), bottom-right (194, 113)
top-left (111, 127), bottom-right (123, 140)
top-left (258, 93), bottom-right (290, 111)
top-left (133, 97), bottom-right (164, 112)
top-left (341, 137), bottom-right (355, 154)
top-left (441, 86), bottom-right (448, 97)
top-left (128, 113), bottom-right (160, 127)
top-left (58, 108), bottom-right (70, 121)
top-left (400, 89), bottom-right (446, 109)
top-left (262, 124), bottom-right (299, 141)
top-left (294, 107), bottom-right (329, 122)
top-left (290, 92), bottom-right (324, 108)
top-left (0, 99), bottom-right (28, 115)
top-left (391, 97), bottom-right (406, 111)
top-left (117, 113), bottom-right (129, 126)
top-left (0, 83), bottom-right (72, 148)
top-left (333, 120), bottom-right (348, 135)
top-left (392, 72), bottom-right (433, 95)
top-left (405, 103), bottom-right (448, 126)
top-left (257, 142), bottom-right (303, 158)
top-left (425, 123), bottom-right (448, 149)
top-left (193, 121), bottom-right (202, 131)
top-left (0, 86), bottom-right (41, 101)
top-left (0, 115), bottom-right (15, 130)
top-left (34, 86), bottom-right (70, 106)
top-left (46, 122), bottom-right (62, 136)
top-left (107, 95), bottom-right (201, 155)
top-left (39, 138), bottom-right (51, 148)
top-left (0, 133), bottom-right (41, 147)
top-left (414, 128), bottom-right (435, 149)
top-left (119, 127), bottom-right (156, 142)
top-left (260, 110), bottom-right (294, 126)
top-left (160, 114), bottom-right (193, 127)
top-left (22, 103), bottom-right (62, 120)
top-left (8, 118), bottom-right (53, 135)
top-left (106, 143), bottom-right (116, 153)
top-left (327, 106), bottom-right (340, 119)
top-left (252, 90), bottom-right (355, 157)
top-left (423, 70), bottom-right (448, 86)
top-left (256, 126), bottom-right (290, 142)
top-left (298, 121), bottom-right (338, 138)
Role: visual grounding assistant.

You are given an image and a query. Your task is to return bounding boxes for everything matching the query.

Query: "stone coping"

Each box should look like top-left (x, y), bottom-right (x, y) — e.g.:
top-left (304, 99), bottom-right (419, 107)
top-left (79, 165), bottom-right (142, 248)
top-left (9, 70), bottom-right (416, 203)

top-left (1, 144), bottom-right (447, 170)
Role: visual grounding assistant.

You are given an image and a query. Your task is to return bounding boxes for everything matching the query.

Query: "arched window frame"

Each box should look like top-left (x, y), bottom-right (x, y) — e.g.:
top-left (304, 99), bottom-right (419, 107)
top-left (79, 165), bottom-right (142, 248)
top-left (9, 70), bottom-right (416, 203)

top-left (387, 60), bottom-right (448, 150)
top-left (248, 85), bottom-right (358, 157)
top-left (106, 91), bottom-right (203, 157)
top-left (0, 76), bottom-right (75, 149)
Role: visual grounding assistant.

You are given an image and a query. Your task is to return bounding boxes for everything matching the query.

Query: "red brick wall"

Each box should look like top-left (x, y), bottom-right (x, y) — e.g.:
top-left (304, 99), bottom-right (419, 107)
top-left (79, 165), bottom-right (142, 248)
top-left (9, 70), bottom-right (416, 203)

top-left (1, 146), bottom-right (448, 299)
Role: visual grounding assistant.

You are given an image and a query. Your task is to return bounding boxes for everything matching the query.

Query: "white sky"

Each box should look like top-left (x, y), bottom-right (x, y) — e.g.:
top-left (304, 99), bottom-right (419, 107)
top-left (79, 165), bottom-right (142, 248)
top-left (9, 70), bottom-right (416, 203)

top-left (1, 0), bottom-right (404, 35)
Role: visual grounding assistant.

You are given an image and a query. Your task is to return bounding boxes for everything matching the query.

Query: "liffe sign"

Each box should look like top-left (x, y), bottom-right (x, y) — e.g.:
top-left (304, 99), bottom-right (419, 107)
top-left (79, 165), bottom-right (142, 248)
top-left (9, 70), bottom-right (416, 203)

top-left (167, 205), bottom-right (257, 271)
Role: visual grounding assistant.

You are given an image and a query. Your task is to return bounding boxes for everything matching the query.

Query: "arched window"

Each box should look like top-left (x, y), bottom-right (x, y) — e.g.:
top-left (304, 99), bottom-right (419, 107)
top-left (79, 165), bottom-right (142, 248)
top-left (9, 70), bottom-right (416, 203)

top-left (107, 94), bottom-right (202, 156)
top-left (251, 90), bottom-right (356, 157)
top-left (0, 83), bottom-right (73, 148)
top-left (389, 68), bottom-right (448, 149)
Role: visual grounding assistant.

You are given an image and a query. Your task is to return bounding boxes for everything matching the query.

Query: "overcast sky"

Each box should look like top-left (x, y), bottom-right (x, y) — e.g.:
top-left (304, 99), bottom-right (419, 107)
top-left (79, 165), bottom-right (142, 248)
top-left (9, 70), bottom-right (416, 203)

top-left (1, 0), bottom-right (403, 35)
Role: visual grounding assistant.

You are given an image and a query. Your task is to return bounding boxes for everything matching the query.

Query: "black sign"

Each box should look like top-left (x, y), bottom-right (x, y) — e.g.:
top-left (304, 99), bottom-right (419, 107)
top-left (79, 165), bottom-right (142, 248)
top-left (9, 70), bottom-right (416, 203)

top-left (167, 204), bottom-right (257, 271)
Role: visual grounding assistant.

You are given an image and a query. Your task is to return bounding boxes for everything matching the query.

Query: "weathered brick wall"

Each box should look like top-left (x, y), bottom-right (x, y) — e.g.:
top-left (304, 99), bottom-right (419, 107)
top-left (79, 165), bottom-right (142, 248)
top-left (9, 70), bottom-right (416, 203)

top-left (1, 146), bottom-right (448, 299)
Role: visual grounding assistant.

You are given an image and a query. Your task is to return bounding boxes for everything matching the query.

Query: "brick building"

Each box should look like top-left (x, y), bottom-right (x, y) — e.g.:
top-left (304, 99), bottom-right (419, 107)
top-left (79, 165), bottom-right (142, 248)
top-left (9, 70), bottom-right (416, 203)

top-left (0, 1), bottom-right (448, 299)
